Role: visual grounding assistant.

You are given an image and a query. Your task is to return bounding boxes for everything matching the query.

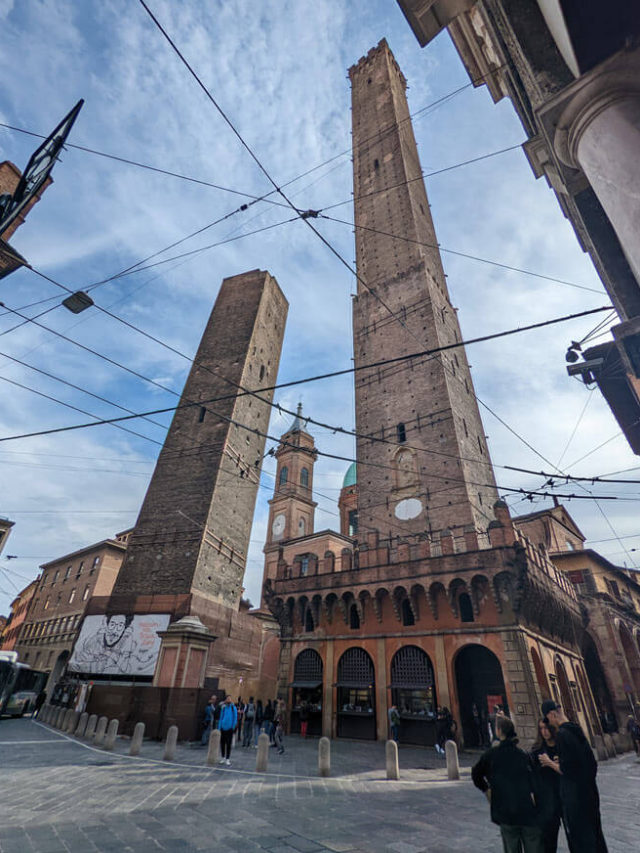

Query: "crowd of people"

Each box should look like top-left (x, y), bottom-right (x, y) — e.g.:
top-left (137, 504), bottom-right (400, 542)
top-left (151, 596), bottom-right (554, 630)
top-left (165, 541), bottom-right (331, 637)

top-left (200, 695), bottom-right (287, 765)
top-left (472, 700), bottom-right (609, 853)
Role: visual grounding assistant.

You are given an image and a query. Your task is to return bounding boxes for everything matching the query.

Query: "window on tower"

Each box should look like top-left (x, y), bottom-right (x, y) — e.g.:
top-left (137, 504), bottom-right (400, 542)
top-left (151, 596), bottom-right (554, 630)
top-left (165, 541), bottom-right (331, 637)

top-left (396, 423), bottom-right (406, 443)
top-left (348, 510), bottom-right (358, 536)
top-left (301, 467), bottom-right (309, 488)
top-left (300, 556), bottom-right (309, 575)
top-left (279, 466), bottom-right (288, 486)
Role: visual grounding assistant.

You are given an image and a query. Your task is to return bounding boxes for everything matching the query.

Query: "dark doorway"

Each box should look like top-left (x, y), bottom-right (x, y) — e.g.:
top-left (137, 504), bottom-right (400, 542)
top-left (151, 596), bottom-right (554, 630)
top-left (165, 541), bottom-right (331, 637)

top-left (582, 634), bottom-right (615, 728)
top-left (391, 645), bottom-right (436, 745)
top-left (455, 644), bottom-right (508, 748)
top-left (290, 649), bottom-right (323, 736)
top-left (337, 648), bottom-right (376, 740)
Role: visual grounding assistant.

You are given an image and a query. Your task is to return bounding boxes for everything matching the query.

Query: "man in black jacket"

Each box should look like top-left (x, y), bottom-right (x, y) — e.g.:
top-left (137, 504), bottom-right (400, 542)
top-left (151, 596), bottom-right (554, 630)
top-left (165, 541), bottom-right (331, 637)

top-left (472, 715), bottom-right (544, 853)
top-left (540, 700), bottom-right (608, 853)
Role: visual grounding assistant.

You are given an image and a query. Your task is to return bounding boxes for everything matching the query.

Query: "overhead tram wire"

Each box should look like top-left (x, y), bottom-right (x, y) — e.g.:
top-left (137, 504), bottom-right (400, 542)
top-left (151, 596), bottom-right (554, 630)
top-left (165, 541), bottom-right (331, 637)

top-left (0, 62), bottom-right (501, 223)
top-left (319, 214), bottom-right (604, 296)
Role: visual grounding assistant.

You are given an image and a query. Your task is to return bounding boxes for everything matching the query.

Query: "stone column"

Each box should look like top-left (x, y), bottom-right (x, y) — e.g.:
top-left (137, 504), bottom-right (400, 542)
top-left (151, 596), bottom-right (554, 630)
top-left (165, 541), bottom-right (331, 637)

top-left (104, 719), bottom-right (119, 751)
top-left (318, 736), bottom-right (330, 777)
top-left (376, 638), bottom-right (388, 742)
top-left (433, 636), bottom-right (451, 709)
top-left (553, 48), bottom-right (640, 307)
top-left (322, 639), bottom-right (334, 739)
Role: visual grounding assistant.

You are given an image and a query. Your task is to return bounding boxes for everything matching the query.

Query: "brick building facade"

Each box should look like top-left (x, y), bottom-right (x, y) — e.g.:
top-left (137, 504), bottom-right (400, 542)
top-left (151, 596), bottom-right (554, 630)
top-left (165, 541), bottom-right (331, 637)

top-left (516, 505), bottom-right (640, 736)
top-left (0, 579), bottom-right (38, 653)
top-left (264, 41), bottom-right (600, 749)
top-left (13, 533), bottom-right (127, 693)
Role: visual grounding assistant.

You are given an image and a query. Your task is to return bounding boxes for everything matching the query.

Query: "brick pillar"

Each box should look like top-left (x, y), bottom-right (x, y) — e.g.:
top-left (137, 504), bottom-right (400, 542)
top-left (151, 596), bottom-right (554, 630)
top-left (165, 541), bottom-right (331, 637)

top-left (323, 639), bottom-right (334, 739)
top-left (376, 638), bottom-right (388, 741)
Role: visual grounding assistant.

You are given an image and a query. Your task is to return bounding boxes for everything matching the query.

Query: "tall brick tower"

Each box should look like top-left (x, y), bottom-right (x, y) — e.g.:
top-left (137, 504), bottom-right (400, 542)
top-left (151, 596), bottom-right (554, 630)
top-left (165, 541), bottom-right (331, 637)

top-left (112, 269), bottom-right (288, 609)
top-left (349, 40), bottom-right (498, 541)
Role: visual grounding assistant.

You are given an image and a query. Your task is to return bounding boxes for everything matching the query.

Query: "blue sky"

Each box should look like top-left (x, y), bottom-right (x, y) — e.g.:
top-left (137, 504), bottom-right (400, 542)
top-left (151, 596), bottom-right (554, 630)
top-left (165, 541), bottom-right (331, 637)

top-left (0, 0), bottom-right (637, 616)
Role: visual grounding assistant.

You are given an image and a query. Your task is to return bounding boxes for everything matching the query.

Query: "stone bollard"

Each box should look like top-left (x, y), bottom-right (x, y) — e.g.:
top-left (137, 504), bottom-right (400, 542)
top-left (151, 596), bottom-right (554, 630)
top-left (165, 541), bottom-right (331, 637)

top-left (76, 712), bottom-right (89, 738)
top-left (593, 734), bottom-right (608, 761)
top-left (93, 716), bottom-right (108, 747)
top-left (40, 705), bottom-right (49, 723)
top-left (44, 705), bottom-right (52, 723)
top-left (85, 714), bottom-right (98, 740)
top-left (130, 721), bottom-right (145, 756)
top-left (206, 728), bottom-right (221, 766)
top-left (603, 733), bottom-right (616, 758)
top-left (55, 708), bottom-right (65, 729)
top-left (386, 739), bottom-right (400, 780)
top-left (66, 711), bottom-right (80, 734)
top-left (61, 709), bottom-right (72, 731)
top-left (445, 739), bottom-right (460, 781)
top-left (256, 732), bottom-right (269, 772)
top-left (318, 736), bottom-right (331, 778)
top-left (163, 725), bottom-right (178, 761)
top-left (104, 719), bottom-right (119, 751)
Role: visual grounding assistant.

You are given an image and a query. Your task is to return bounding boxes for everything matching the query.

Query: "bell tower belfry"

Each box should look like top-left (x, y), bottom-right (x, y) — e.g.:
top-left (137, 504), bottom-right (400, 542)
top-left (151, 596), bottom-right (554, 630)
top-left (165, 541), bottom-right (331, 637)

top-left (266, 404), bottom-right (318, 546)
top-left (349, 40), bottom-right (498, 541)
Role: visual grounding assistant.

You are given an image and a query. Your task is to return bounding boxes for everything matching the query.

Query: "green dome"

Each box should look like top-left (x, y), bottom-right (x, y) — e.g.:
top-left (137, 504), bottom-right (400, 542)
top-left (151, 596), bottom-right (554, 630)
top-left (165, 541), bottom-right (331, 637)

top-left (343, 462), bottom-right (357, 488)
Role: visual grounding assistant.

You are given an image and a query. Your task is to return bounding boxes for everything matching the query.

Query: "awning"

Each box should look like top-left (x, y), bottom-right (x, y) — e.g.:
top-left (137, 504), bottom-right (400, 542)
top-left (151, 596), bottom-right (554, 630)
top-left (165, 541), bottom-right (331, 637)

top-left (334, 682), bottom-right (374, 689)
top-left (389, 682), bottom-right (433, 689)
top-left (289, 681), bottom-right (322, 689)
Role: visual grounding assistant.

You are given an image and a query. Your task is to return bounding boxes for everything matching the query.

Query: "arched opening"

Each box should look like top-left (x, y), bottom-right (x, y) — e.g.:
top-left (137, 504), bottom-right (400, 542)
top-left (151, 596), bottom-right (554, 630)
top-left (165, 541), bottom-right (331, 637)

top-left (300, 467), bottom-right (309, 488)
top-left (349, 604), bottom-right (360, 630)
top-left (455, 644), bottom-right (508, 748)
top-left (530, 647), bottom-right (550, 699)
top-left (337, 648), bottom-right (376, 739)
top-left (279, 466), bottom-right (288, 486)
top-left (401, 598), bottom-right (415, 626)
top-left (582, 633), bottom-right (616, 732)
top-left (459, 593), bottom-right (474, 623)
top-left (391, 645), bottom-right (436, 745)
top-left (47, 650), bottom-right (70, 702)
top-left (305, 608), bottom-right (314, 633)
top-left (324, 551), bottom-right (335, 572)
top-left (619, 623), bottom-right (640, 700)
top-left (555, 659), bottom-right (576, 722)
top-left (291, 649), bottom-right (323, 736)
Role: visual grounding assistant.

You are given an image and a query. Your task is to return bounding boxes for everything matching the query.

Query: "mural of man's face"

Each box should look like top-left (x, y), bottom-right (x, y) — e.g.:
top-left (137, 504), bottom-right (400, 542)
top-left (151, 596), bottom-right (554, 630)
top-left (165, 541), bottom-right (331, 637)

top-left (105, 615), bottom-right (127, 646)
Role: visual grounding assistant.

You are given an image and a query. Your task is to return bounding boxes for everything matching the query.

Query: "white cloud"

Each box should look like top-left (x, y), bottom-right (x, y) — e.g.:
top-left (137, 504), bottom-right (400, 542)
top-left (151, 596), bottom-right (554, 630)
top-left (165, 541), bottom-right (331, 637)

top-left (0, 0), bottom-right (637, 617)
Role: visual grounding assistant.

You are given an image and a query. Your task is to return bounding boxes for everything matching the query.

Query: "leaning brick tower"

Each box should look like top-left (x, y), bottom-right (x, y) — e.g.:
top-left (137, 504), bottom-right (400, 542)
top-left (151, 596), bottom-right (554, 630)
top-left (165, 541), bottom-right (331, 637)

top-left (349, 40), bottom-right (498, 542)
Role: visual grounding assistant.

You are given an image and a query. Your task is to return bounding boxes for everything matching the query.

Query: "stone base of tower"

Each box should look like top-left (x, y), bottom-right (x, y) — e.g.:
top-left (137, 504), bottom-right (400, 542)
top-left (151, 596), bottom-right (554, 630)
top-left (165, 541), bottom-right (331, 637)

top-left (78, 593), bottom-right (280, 739)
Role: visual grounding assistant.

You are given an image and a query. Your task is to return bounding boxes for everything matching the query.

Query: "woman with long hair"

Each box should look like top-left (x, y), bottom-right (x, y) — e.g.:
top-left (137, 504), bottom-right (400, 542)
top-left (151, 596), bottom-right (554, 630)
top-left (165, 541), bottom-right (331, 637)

top-left (530, 718), bottom-right (563, 853)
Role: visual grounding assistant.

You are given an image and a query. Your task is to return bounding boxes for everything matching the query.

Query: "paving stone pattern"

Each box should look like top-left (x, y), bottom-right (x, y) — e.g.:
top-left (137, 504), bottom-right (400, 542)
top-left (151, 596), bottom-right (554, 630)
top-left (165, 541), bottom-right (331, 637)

top-left (1, 718), bottom-right (638, 852)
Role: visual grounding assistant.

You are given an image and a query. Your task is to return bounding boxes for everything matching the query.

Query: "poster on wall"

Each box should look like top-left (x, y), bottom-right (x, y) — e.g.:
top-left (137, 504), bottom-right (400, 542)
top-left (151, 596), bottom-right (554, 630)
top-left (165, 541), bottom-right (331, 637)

top-left (68, 613), bottom-right (171, 677)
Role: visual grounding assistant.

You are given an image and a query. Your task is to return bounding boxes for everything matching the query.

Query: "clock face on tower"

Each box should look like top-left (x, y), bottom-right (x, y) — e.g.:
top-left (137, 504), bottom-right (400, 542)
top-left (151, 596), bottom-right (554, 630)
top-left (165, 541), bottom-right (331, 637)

top-left (272, 513), bottom-right (286, 539)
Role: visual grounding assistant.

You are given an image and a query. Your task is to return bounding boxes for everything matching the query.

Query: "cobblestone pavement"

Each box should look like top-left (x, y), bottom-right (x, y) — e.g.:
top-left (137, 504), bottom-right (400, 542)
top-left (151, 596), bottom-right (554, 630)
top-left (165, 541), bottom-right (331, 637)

top-left (0, 717), bottom-right (637, 853)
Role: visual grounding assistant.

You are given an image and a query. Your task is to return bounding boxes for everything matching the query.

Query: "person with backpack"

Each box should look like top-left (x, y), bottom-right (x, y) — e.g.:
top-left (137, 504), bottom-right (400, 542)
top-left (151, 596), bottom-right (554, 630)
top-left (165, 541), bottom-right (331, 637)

top-left (273, 699), bottom-right (286, 754)
top-left (388, 704), bottom-right (400, 743)
top-left (472, 715), bottom-right (544, 853)
top-left (253, 699), bottom-right (264, 747)
top-left (201, 695), bottom-right (217, 746)
top-left (242, 697), bottom-right (256, 747)
top-left (216, 696), bottom-right (238, 766)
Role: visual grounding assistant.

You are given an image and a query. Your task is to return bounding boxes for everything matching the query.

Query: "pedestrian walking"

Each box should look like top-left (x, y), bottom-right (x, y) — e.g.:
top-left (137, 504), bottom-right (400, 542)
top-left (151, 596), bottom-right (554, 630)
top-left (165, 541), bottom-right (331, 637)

top-left (242, 697), bottom-right (256, 747)
top-left (235, 697), bottom-right (244, 744)
top-left (273, 699), bottom-right (286, 754)
top-left (33, 689), bottom-right (47, 719)
top-left (299, 700), bottom-right (310, 738)
top-left (472, 715), bottom-right (544, 853)
top-left (217, 696), bottom-right (238, 766)
top-left (388, 704), bottom-right (400, 743)
top-left (253, 699), bottom-right (264, 746)
top-left (267, 698), bottom-right (277, 743)
top-left (540, 700), bottom-right (608, 853)
top-left (626, 714), bottom-right (640, 755)
top-left (530, 719), bottom-right (563, 853)
top-left (435, 706), bottom-right (456, 755)
top-left (201, 695), bottom-right (217, 746)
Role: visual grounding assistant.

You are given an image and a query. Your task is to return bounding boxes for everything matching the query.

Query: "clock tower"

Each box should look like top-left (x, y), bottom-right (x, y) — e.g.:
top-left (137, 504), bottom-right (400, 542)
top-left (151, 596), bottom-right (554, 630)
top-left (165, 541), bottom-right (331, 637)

top-left (262, 405), bottom-right (318, 588)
